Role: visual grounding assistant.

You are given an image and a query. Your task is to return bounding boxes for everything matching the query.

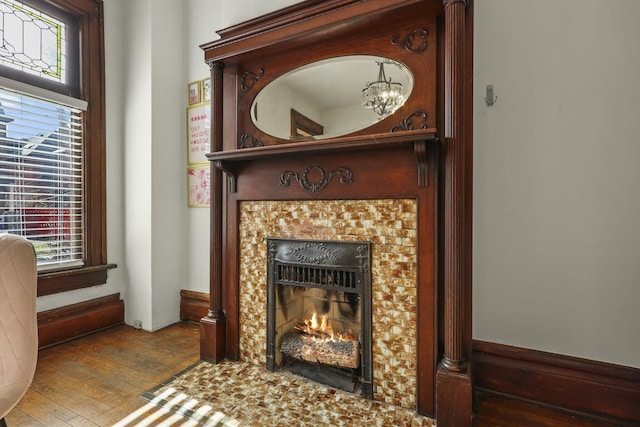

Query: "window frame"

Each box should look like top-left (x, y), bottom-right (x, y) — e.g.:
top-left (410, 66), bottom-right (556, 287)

top-left (0, 0), bottom-right (112, 296)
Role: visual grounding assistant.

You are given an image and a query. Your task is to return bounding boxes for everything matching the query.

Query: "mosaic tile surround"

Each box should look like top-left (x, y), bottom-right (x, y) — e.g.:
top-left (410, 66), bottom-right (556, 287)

top-left (238, 199), bottom-right (418, 409)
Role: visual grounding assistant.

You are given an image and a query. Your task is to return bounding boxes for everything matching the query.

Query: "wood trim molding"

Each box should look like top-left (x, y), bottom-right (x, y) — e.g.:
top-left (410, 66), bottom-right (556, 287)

top-left (37, 263), bottom-right (117, 296)
top-left (441, 0), bottom-right (468, 374)
top-left (474, 340), bottom-right (640, 426)
top-left (37, 293), bottom-right (124, 349)
top-left (200, 60), bottom-right (226, 364)
top-left (180, 290), bottom-right (210, 324)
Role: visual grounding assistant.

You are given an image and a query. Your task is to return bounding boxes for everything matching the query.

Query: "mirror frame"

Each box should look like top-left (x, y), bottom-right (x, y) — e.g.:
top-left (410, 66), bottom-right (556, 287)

top-left (212, 6), bottom-right (439, 150)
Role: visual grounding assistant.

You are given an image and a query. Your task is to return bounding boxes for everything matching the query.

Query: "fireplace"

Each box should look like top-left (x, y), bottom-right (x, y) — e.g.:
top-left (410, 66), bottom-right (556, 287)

top-left (266, 238), bottom-right (373, 398)
top-left (200, 0), bottom-right (475, 419)
top-left (238, 199), bottom-right (421, 409)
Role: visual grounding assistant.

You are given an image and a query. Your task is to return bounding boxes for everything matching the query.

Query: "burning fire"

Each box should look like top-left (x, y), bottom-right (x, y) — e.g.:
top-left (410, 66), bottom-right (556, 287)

top-left (295, 310), bottom-right (355, 342)
top-left (283, 309), bottom-right (361, 369)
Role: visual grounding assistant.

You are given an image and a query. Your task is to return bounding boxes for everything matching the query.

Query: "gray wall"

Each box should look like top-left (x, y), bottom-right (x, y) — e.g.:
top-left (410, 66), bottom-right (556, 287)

top-left (473, 0), bottom-right (640, 368)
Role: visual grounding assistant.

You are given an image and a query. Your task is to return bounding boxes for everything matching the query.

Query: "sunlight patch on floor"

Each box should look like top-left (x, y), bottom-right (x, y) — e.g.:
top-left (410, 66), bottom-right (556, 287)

top-left (112, 387), bottom-right (240, 427)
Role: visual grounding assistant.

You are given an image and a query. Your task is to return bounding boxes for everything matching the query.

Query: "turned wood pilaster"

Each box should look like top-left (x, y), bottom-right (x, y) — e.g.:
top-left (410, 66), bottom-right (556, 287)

top-left (442, 0), bottom-right (468, 373)
top-left (436, 1), bottom-right (473, 425)
top-left (201, 61), bottom-right (226, 363)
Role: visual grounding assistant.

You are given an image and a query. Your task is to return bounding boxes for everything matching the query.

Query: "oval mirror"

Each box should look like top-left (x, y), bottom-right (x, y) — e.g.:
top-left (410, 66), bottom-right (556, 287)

top-left (251, 55), bottom-right (413, 140)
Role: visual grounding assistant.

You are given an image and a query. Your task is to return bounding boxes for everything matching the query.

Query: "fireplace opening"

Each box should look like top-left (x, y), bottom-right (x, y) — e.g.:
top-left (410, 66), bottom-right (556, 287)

top-left (267, 238), bottom-right (373, 399)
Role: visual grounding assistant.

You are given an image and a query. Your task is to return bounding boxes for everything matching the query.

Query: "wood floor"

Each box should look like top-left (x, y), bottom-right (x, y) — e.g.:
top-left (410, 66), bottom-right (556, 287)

top-left (4, 322), bottom-right (615, 426)
top-left (4, 322), bottom-right (200, 426)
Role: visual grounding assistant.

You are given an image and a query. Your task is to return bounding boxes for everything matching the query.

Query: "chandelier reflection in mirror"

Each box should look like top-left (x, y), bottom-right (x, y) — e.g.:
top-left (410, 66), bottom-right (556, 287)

top-left (361, 61), bottom-right (405, 117)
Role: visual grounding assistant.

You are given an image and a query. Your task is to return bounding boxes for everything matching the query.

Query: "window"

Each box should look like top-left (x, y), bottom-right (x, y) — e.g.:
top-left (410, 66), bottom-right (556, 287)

top-left (0, 0), bottom-right (109, 296)
top-left (0, 87), bottom-right (85, 271)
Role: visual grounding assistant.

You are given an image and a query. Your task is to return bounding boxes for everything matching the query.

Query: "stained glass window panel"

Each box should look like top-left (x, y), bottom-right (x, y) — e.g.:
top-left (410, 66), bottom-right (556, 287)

top-left (0, 0), bottom-right (65, 83)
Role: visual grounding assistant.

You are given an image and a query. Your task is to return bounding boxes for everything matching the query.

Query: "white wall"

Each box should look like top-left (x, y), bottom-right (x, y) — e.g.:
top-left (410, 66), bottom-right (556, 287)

top-left (473, 0), bottom-right (640, 368)
top-left (184, 0), bottom-right (224, 295)
top-left (121, 0), bottom-right (155, 330)
top-left (108, 0), bottom-right (213, 331)
top-left (221, 0), bottom-right (301, 26)
top-left (121, 0), bottom-right (226, 329)
top-left (148, 0), bottom-right (190, 330)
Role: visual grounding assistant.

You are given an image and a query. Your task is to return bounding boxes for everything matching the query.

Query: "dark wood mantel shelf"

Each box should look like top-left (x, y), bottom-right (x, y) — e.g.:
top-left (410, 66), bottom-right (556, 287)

top-left (206, 128), bottom-right (439, 191)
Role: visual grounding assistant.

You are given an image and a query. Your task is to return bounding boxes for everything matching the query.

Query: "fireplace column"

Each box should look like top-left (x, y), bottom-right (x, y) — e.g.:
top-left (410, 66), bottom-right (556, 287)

top-left (201, 60), bottom-right (226, 363)
top-left (437, 0), bottom-right (472, 426)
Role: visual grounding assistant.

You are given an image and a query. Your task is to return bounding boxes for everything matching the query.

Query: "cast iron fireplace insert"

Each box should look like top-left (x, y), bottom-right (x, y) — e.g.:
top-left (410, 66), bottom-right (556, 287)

top-left (266, 238), bottom-right (373, 399)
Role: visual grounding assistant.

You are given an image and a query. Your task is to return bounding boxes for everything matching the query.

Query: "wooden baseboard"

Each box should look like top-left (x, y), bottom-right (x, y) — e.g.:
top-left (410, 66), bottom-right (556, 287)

top-left (473, 340), bottom-right (640, 426)
top-left (180, 289), bottom-right (209, 324)
top-left (38, 293), bottom-right (124, 349)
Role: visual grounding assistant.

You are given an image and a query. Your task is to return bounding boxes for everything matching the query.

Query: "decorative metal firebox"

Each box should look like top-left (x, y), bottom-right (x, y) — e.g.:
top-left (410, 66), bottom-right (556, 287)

top-left (266, 238), bottom-right (373, 399)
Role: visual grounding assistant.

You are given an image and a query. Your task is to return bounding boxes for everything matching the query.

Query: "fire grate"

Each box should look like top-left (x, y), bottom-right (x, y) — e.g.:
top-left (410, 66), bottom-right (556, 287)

top-left (276, 264), bottom-right (358, 291)
top-left (266, 238), bottom-right (373, 399)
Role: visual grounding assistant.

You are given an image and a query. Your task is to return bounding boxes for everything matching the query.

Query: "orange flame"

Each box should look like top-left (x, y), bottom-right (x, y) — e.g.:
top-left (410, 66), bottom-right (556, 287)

top-left (296, 310), bottom-right (356, 342)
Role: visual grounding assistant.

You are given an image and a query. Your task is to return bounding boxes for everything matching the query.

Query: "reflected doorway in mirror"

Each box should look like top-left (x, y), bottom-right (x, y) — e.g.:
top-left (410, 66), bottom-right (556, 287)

top-left (291, 109), bottom-right (324, 140)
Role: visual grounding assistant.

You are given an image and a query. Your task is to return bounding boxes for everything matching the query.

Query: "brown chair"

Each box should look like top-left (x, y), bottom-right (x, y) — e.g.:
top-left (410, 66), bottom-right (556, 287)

top-left (0, 234), bottom-right (38, 427)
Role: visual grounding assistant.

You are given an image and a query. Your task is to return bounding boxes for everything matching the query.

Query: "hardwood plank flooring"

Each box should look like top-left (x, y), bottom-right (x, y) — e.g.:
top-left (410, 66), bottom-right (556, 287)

top-left (4, 322), bottom-right (200, 427)
top-left (6, 322), bottom-right (616, 426)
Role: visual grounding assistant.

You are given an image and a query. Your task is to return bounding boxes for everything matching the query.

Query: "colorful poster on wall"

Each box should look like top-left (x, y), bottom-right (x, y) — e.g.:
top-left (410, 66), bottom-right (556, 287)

top-left (187, 165), bottom-right (210, 207)
top-left (187, 103), bottom-right (210, 164)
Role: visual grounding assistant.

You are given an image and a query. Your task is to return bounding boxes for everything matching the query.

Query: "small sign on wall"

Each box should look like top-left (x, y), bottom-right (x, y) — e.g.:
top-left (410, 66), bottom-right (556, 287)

top-left (187, 164), bottom-right (210, 207)
top-left (202, 78), bottom-right (211, 102)
top-left (188, 80), bottom-right (201, 105)
top-left (186, 103), bottom-right (210, 165)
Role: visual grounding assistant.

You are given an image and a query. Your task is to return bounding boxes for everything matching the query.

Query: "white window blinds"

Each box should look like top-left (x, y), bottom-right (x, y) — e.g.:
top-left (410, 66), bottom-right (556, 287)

top-left (0, 85), bottom-right (85, 271)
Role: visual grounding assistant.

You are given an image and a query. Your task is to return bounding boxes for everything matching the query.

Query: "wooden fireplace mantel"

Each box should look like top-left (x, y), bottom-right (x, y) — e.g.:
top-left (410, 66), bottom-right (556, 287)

top-left (206, 129), bottom-right (438, 162)
top-left (200, 1), bottom-right (473, 424)
top-left (206, 129), bottom-right (439, 191)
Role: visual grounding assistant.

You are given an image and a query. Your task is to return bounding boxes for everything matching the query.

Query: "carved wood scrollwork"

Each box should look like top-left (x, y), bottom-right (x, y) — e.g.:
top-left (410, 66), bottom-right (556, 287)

top-left (280, 165), bottom-right (353, 193)
top-left (240, 68), bottom-right (264, 91)
top-left (390, 110), bottom-right (428, 132)
top-left (239, 133), bottom-right (264, 148)
top-left (391, 29), bottom-right (429, 54)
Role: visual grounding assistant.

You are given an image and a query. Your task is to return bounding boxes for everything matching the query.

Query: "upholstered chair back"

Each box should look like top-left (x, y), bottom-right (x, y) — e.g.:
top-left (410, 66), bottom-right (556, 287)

top-left (0, 233), bottom-right (38, 421)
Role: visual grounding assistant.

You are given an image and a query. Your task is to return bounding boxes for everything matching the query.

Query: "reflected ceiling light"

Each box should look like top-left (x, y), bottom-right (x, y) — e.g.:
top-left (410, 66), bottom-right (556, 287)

top-left (361, 61), bottom-right (404, 117)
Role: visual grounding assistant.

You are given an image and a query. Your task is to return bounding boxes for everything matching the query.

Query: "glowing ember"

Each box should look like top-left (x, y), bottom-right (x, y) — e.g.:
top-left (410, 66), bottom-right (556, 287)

top-left (282, 309), bottom-right (360, 369)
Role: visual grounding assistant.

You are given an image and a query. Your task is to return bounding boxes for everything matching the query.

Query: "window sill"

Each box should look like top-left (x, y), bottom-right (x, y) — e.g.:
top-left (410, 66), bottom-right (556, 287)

top-left (38, 263), bottom-right (117, 297)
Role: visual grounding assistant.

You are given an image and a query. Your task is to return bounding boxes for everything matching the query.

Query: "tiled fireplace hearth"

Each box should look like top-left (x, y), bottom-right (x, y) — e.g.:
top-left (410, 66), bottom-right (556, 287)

top-left (238, 200), bottom-right (418, 409)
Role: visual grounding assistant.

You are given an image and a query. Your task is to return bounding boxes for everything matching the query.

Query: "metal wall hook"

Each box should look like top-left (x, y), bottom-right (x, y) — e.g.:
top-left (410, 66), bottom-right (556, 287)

top-left (484, 84), bottom-right (497, 106)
